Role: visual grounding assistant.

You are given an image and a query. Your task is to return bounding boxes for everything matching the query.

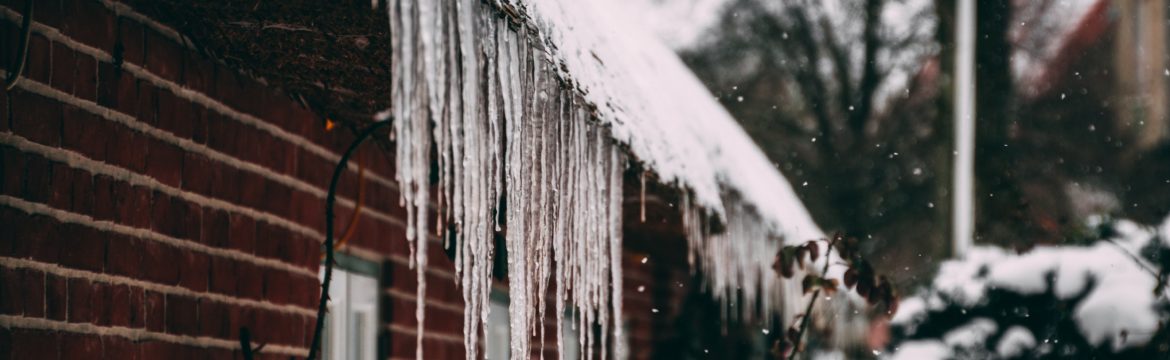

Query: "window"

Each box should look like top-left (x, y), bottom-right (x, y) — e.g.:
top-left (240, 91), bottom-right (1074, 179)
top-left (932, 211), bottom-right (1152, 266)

top-left (560, 313), bottom-right (581, 360)
top-left (320, 261), bottom-right (379, 360)
top-left (485, 292), bottom-right (510, 360)
top-left (484, 291), bottom-right (583, 360)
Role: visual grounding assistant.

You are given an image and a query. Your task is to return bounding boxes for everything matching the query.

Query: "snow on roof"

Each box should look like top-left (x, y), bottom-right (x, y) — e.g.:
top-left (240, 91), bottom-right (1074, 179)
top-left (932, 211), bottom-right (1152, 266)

top-left (522, 0), bottom-right (824, 242)
top-left (386, 0), bottom-right (831, 358)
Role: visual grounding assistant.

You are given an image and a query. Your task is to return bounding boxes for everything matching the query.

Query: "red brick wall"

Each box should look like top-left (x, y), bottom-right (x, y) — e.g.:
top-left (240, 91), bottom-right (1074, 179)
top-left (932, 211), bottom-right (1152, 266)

top-left (0, 1), bottom-right (691, 359)
top-left (0, 1), bottom-right (431, 358)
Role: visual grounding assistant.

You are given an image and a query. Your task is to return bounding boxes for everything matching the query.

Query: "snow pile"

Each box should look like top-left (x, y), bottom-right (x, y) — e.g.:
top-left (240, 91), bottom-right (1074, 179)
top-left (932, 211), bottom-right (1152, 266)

top-left (384, 0), bottom-right (825, 358)
top-left (885, 216), bottom-right (1170, 359)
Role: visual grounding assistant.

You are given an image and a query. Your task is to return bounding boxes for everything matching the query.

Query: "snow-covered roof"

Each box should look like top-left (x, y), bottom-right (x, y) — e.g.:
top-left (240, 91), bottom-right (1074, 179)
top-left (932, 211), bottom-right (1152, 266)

top-left (385, 0), bottom-right (831, 358)
top-left (523, 0), bottom-right (823, 242)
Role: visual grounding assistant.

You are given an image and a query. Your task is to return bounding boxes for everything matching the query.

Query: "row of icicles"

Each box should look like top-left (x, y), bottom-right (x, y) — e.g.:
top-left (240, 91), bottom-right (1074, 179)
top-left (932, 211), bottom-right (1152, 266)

top-left (386, 0), bottom-right (792, 359)
top-left (390, 0), bottom-right (626, 358)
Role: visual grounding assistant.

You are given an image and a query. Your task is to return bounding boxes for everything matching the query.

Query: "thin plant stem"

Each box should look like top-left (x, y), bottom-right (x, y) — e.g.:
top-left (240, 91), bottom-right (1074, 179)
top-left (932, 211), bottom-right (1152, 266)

top-left (788, 237), bottom-right (838, 360)
top-left (306, 119), bottom-right (391, 360)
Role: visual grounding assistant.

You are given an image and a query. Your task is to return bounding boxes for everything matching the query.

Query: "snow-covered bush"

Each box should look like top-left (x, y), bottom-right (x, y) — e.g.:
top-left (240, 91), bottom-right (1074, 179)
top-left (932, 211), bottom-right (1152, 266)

top-left (884, 216), bottom-right (1170, 359)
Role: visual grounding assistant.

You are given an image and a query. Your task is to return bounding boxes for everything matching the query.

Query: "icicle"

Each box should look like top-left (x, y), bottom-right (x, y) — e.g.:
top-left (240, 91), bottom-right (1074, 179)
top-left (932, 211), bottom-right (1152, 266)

top-left (640, 171), bottom-right (646, 223)
top-left (388, 1), bottom-right (628, 359)
top-left (609, 141), bottom-right (626, 360)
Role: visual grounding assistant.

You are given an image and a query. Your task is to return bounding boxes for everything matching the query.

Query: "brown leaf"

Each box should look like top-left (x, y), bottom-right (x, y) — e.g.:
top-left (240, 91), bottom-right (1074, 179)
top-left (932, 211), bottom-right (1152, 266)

top-left (806, 240), bottom-right (820, 261)
top-left (844, 267), bottom-right (858, 288)
top-left (802, 275), bottom-right (817, 294)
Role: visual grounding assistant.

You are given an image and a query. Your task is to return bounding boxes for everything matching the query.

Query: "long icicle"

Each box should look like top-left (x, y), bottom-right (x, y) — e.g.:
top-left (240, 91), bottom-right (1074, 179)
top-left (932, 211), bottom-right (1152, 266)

top-left (388, 1), bottom-right (628, 359)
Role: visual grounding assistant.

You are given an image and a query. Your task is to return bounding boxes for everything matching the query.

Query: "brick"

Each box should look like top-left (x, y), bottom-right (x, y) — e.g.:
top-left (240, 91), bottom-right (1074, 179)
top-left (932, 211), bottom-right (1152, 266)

top-left (67, 278), bottom-right (102, 324)
top-left (209, 162), bottom-right (240, 202)
top-left (91, 175), bottom-right (117, 222)
top-left (204, 112), bottom-right (236, 154)
top-left (225, 307), bottom-right (246, 344)
top-left (20, 153), bottom-right (52, 203)
top-left (144, 139), bottom-right (183, 188)
top-left (0, 83), bottom-right (7, 132)
top-left (137, 81), bottom-right (158, 125)
top-left (235, 127), bottom-right (265, 166)
top-left (184, 54), bottom-right (215, 95)
top-left (0, 327), bottom-right (9, 360)
top-left (0, 268), bottom-right (21, 315)
top-left (198, 300), bottom-right (227, 338)
top-left (0, 19), bottom-right (13, 64)
top-left (172, 99), bottom-right (197, 140)
top-left (103, 336), bottom-right (140, 360)
top-left (228, 213), bottom-right (257, 254)
top-left (10, 329), bottom-right (59, 360)
top-left (113, 183), bottom-right (151, 229)
top-left (138, 341), bottom-right (177, 359)
top-left (213, 67), bottom-right (242, 110)
top-left (74, 54), bottom-right (98, 101)
top-left (23, 34), bottom-right (50, 84)
top-left (235, 262), bottom-right (263, 300)
top-left (69, 168), bottom-right (94, 215)
top-left (155, 91), bottom-right (178, 134)
top-left (177, 251), bottom-right (210, 292)
top-left (57, 222), bottom-right (106, 273)
top-left (262, 269), bottom-right (290, 305)
top-left (0, 208), bottom-right (17, 256)
top-left (290, 276), bottom-right (319, 309)
top-left (109, 64), bottom-right (138, 115)
top-left (11, 213), bottom-right (59, 263)
top-left (208, 256), bottom-right (238, 296)
top-left (107, 127), bottom-right (148, 172)
top-left (190, 105), bottom-right (208, 144)
top-left (61, 106), bottom-right (107, 160)
top-left (289, 189), bottom-right (315, 228)
top-left (61, 333), bottom-right (104, 359)
top-left (116, 19), bottom-right (145, 66)
top-left (34, 0), bottom-right (67, 30)
top-left (202, 209), bottom-right (230, 248)
top-left (107, 284), bottom-right (132, 327)
top-left (237, 171), bottom-right (266, 210)
top-left (129, 286), bottom-right (146, 328)
top-left (261, 183), bottom-right (292, 220)
top-left (10, 92), bottom-right (62, 147)
top-left (106, 234), bottom-right (143, 279)
top-left (65, 0), bottom-right (117, 52)
top-left (164, 294), bottom-right (199, 335)
top-left (0, 147), bottom-right (24, 197)
top-left (150, 192), bottom-right (188, 240)
top-left (254, 222), bottom-right (279, 260)
top-left (47, 162), bottom-right (72, 210)
top-left (282, 234), bottom-right (308, 270)
top-left (178, 198), bottom-right (203, 242)
top-left (144, 31), bottom-right (183, 83)
top-left (143, 290), bottom-right (165, 332)
top-left (45, 274), bottom-right (67, 321)
top-left (140, 240), bottom-right (180, 285)
top-left (50, 42), bottom-right (76, 93)
top-left (18, 269), bottom-right (44, 318)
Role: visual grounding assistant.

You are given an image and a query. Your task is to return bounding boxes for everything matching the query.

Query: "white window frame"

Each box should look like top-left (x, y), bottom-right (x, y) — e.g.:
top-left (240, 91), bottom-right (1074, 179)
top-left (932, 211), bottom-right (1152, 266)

top-left (486, 291), bottom-right (511, 360)
top-left (320, 259), bottom-right (380, 360)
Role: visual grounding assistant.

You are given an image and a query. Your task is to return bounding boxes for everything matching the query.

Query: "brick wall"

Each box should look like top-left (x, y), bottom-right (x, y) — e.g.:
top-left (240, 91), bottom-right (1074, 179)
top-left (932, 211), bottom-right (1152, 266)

top-left (0, 1), bottom-right (422, 358)
top-left (0, 1), bottom-right (692, 359)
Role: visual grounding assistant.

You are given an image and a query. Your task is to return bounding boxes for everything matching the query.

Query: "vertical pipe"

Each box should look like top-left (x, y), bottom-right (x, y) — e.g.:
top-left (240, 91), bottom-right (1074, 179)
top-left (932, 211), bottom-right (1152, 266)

top-left (953, 0), bottom-right (975, 258)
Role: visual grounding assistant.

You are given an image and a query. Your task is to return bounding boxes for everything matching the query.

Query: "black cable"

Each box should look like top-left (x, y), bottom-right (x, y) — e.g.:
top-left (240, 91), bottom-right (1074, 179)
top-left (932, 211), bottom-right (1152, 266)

top-left (306, 118), bottom-right (391, 360)
top-left (4, 0), bottom-right (33, 91)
